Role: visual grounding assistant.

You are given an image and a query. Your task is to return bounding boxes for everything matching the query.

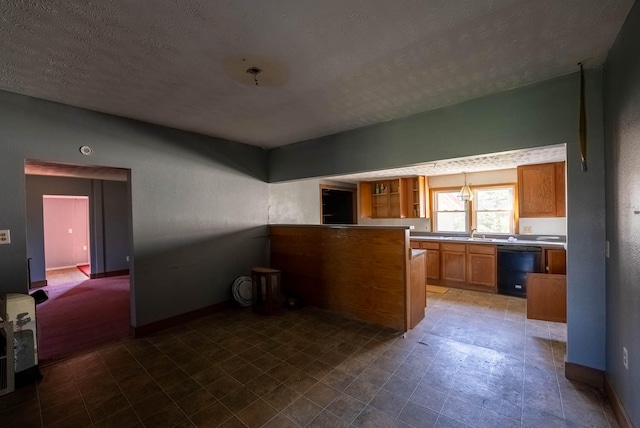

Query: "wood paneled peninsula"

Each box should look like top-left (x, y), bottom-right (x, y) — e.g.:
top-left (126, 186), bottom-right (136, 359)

top-left (269, 225), bottom-right (425, 331)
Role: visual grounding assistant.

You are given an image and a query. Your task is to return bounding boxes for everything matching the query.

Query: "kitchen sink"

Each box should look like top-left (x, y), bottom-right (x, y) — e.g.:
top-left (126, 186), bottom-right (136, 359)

top-left (467, 237), bottom-right (496, 242)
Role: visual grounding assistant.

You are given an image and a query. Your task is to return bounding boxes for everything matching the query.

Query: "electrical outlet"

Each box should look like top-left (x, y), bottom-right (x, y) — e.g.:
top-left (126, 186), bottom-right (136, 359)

top-left (0, 230), bottom-right (10, 244)
top-left (68, 228), bottom-right (73, 234)
top-left (126, 256), bottom-right (130, 262)
top-left (523, 226), bottom-right (532, 234)
top-left (623, 346), bottom-right (628, 370)
top-left (605, 241), bottom-right (610, 258)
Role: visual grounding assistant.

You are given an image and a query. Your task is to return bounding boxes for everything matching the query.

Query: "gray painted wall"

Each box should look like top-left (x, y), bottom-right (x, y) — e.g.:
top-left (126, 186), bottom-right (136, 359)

top-left (604, 0), bottom-right (640, 424)
top-left (0, 90), bottom-right (268, 327)
top-left (102, 180), bottom-right (130, 273)
top-left (269, 71), bottom-right (608, 370)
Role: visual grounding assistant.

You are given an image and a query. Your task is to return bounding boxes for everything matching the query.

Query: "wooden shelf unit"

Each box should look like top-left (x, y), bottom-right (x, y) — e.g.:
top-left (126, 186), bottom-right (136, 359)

top-left (360, 176), bottom-right (427, 219)
top-left (403, 176), bottom-right (428, 218)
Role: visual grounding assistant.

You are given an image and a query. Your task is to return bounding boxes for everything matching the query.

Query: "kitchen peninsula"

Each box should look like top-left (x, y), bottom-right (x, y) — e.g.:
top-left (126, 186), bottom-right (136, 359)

top-left (269, 225), bottom-right (425, 331)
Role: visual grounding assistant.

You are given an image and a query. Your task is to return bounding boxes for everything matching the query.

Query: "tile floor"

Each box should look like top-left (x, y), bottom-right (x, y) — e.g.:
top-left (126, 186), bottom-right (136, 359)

top-left (0, 288), bottom-right (619, 428)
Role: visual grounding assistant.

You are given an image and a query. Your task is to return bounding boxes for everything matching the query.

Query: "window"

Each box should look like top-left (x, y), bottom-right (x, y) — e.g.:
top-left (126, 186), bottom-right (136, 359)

top-left (433, 190), bottom-right (466, 232)
top-left (473, 186), bottom-right (515, 234)
top-left (432, 185), bottom-right (516, 234)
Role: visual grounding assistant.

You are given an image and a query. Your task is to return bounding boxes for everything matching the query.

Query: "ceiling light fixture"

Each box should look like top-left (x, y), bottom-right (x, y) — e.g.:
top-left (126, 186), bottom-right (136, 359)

top-left (223, 56), bottom-right (289, 87)
top-left (246, 66), bottom-right (262, 86)
top-left (457, 172), bottom-right (473, 201)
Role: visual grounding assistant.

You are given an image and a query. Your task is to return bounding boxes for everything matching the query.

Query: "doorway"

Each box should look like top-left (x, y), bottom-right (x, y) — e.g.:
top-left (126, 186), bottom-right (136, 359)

top-left (42, 195), bottom-right (90, 285)
top-left (25, 161), bottom-right (133, 363)
top-left (321, 185), bottom-right (356, 224)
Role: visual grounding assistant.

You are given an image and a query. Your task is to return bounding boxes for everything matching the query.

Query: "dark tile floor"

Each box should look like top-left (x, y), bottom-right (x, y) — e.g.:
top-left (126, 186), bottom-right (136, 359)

top-left (0, 288), bottom-right (619, 427)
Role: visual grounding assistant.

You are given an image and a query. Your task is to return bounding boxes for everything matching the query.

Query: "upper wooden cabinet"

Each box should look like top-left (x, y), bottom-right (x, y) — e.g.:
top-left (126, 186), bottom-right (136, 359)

top-left (517, 162), bottom-right (566, 217)
top-left (359, 177), bottom-right (427, 219)
top-left (403, 176), bottom-right (429, 218)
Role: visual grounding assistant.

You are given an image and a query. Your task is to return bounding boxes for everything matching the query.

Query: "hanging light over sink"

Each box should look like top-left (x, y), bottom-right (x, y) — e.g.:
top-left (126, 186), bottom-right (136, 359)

top-left (457, 172), bottom-right (473, 201)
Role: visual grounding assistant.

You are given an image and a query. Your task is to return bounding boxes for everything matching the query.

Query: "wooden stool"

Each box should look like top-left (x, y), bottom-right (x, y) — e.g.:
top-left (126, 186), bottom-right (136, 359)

top-left (251, 267), bottom-right (283, 315)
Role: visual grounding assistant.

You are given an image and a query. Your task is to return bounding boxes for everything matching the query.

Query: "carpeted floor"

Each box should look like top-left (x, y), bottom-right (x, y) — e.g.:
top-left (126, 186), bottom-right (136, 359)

top-left (35, 276), bottom-right (131, 363)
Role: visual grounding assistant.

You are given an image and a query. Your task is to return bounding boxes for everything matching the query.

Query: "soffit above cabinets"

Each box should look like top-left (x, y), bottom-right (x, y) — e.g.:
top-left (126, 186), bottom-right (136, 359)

top-left (327, 144), bottom-right (566, 183)
top-left (0, 1), bottom-right (633, 148)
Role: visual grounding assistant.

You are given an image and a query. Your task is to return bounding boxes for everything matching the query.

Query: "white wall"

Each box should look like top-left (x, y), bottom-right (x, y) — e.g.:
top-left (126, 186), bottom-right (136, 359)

top-left (268, 179), bottom-right (356, 224)
top-left (428, 169), bottom-right (516, 187)
top-left (43, 196), bottom-right (89, 269)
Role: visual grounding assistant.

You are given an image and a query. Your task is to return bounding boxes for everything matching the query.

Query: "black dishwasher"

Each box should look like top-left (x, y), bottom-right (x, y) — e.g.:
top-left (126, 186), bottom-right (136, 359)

top-left (497, 246), bottom-right (542, 298)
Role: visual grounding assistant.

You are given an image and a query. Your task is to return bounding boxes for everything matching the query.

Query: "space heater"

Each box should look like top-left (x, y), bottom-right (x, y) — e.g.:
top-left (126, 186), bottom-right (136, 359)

top-left (0, 293), bottom-right (38, 387)
top-left (0, 321), bottom-right (14, 396)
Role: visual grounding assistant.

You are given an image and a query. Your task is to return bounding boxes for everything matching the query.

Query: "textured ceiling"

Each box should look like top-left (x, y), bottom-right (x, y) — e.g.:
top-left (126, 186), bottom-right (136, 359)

top-left (328, 144), bottom-right (566, 182)
top-left (0, 1), bottom-right (633, 148)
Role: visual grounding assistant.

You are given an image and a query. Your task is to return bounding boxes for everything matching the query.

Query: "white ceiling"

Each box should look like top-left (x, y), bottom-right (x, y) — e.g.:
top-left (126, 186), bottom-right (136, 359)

top-left (0, 1), bottom-right (633, 149)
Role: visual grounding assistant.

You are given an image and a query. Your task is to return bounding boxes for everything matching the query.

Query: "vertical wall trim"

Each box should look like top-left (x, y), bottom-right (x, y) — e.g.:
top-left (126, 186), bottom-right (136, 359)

top-left (100, 180), bottom-right (107, 273)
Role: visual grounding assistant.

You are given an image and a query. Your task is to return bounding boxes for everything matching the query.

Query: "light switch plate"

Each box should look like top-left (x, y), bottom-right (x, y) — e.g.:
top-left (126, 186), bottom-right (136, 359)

top-left (0, 230), bottom-right (10, 244)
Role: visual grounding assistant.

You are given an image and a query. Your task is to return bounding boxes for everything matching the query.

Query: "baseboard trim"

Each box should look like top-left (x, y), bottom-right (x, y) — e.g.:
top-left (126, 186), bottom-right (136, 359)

top-left (604, 376), bottom-right (634, 428)
top-left (132, 300), bottom-right (233, 337)
top-left (30, 280), bottom-right (48, 288)
top-left (90, 269), bottom-right (129, 279)
top-left (564, 361), bottom-right (604, 389)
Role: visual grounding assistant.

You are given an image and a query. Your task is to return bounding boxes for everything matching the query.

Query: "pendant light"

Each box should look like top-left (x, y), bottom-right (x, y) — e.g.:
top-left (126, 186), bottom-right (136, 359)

top-left (457, 172), bottom-right (473, 201)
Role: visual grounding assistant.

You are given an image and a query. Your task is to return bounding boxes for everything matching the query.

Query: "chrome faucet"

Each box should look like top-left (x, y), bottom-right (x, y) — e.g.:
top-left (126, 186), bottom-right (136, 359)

top-left (469, 228), bottom-right (478, 238)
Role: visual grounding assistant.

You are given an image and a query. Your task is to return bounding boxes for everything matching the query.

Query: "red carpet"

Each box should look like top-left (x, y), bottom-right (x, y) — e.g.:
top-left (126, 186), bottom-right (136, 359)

top-left (77, 264), bottom-right (90, 277)
top-left (36, 276), bottom-right (130, 363)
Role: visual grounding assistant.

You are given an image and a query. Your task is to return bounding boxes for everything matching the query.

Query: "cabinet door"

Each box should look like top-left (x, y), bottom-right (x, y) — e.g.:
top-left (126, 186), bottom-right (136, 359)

top-left (410, 241), bottom-right (421, 249)
top-left (426, 251), bottom-right (440, 281)
top-left (517, 162), bottom-right (565, 217)
top-left (527, 273), bottom-right (566, 322)
top-left (467, 253), bottom-right (496, 288)
top-left (404, 176), bottom-right (426, 218)
top-left (441, 243), bottom-right (466, 283)
top-left (545, 248), bottom-right (566, 274)
top-left (420, 242), bottom-right (440, 280)
top-left (358, 182), bottom-right (372, 218)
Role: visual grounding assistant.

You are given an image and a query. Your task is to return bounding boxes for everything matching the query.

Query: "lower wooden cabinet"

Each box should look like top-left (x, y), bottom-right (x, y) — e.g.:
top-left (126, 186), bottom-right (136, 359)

top-left (423, 242), bottom-right (440, 281)
top-left (466, 244), bottom-right (496, 288)
top-left (545, 248), bottom-right (566, 274)
top-left (410, 241), bottom-right (441, 281)
top-left (440, 243), bottom-right (466, 283)
top-left (527, 273), bottom-right (566, 322)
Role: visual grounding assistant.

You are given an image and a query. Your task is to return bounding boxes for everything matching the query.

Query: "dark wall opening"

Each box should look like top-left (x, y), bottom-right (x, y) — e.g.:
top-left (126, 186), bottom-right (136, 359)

top-left (322, 188), bottom-right (355, 225)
